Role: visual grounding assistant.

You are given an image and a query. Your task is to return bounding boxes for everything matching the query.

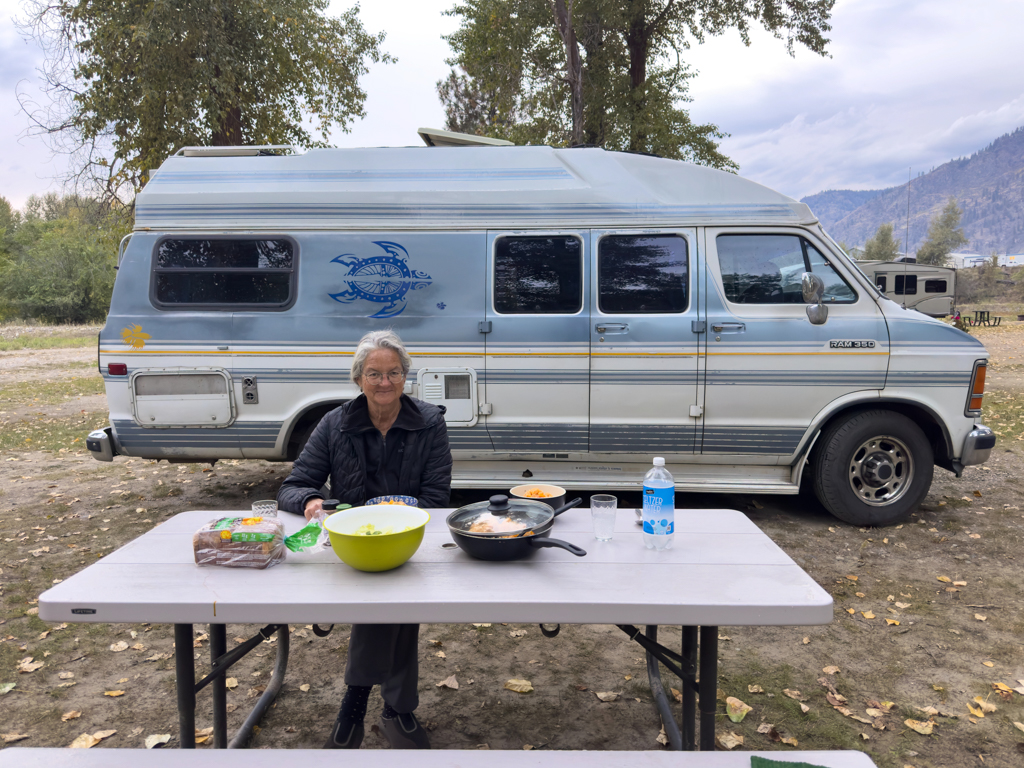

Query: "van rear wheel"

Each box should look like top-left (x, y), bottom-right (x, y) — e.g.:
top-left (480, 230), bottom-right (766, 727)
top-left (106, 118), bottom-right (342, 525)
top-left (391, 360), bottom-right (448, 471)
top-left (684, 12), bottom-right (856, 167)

top-left (812, 410), bottom-right (933, 527)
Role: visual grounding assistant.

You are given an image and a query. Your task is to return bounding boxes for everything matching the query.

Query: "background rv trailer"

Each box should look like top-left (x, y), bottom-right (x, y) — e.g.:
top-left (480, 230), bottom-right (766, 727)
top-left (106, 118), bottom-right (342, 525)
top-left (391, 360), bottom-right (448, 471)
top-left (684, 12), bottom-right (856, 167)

top-left (88, 142), bottom-right (993, 526)
top-left (854, 260), bottom-right (956, 317)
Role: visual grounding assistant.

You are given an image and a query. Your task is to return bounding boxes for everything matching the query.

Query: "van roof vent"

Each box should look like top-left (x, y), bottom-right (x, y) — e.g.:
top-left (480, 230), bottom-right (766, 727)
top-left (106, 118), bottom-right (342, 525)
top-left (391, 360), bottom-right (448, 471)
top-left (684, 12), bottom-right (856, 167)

top-left (417, 128), bottom-right (514, 148)
top-left (174, 146), bottom-right (301, 157)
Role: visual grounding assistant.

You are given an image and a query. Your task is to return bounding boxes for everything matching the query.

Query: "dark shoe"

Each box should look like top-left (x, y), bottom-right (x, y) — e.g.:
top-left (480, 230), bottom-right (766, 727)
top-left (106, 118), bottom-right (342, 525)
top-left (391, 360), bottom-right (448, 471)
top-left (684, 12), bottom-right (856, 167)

top-left (379, 711), bottom-right (430, 749)
top-left (323, 715), bottom-right (364, 749)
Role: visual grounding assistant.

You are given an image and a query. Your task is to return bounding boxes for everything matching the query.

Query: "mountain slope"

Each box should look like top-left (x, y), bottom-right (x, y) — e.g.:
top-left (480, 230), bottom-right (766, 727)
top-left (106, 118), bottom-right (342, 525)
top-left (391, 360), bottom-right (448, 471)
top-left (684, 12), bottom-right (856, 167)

top-left (801, 127), bottom-right (1024, 254)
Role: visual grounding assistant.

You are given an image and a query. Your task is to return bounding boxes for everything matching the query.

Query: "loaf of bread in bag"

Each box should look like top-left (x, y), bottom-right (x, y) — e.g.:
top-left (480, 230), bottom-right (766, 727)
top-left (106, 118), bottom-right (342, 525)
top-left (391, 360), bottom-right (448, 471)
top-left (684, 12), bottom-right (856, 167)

top-left (193, 515), bottom-right (285, 569)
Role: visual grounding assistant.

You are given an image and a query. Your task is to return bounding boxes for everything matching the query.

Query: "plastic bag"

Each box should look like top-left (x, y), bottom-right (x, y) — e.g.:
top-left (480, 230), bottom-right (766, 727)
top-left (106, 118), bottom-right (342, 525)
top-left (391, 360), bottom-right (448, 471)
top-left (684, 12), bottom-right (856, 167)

top-left (193, 516), bottom-right (285, 569)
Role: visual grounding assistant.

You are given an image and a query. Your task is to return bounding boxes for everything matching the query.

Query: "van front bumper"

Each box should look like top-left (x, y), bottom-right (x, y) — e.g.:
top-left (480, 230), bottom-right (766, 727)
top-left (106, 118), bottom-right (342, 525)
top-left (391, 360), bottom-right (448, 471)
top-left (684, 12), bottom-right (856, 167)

top-left (960, 425), bottom-right (995, 467)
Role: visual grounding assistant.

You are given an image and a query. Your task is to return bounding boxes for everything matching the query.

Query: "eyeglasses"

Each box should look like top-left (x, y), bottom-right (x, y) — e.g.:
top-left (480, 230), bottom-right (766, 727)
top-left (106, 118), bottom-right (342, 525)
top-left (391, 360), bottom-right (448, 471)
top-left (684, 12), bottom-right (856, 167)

top-left (362, 370), bottom-right (406, 385)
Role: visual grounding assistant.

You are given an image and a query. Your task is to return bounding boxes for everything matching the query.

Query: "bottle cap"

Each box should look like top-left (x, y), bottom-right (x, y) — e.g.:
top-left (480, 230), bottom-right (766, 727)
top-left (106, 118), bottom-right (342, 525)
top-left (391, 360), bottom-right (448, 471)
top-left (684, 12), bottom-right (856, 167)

top-left (322, 499), bottom-right (341, 511)
top-left (653, 457), bottom-right (665, 466)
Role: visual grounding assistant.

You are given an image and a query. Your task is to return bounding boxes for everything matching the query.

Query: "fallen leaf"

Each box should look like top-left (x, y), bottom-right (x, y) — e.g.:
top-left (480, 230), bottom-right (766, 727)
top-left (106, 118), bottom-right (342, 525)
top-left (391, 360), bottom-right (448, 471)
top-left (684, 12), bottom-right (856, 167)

top-left (655, 725), bottom-right (669, 745)
top-left (716, 731), bottom-right (743, 749)
top-left (861, 611), bottom-right (876, 619)
top-left (896, 602), bottom-right (911, 609)
top-left (17, 657), bottom-right (44, 673)
top-left (973, 696), bottom-right (996, 713)
top-left (509, 630), bottom-right (527, 638)
top-left (61, 711), bottom-right (81, 722)
top-left (846, 608), bottom-right (855, 615)
top-left (438, 675), bottom-right (459, 690)
top-left (783, 689), bottom-right (806, 701)
top-left (726, 696), bottom-right (752, 723)
top-left (594, 691), bottom-right (619, 702)
top-left (973, 490), bottom-right (982, 497)
top-left (522, 744), bottom-right (534, 750)
top-left (822, 665), bottom-right (841, 674)
top-left (865, 707), bottom-right (885, 717)
top-left (144, 653), bottom-right (171, 662)
top-left (670, 688), bottom-right (682, 702)
top-left (860, 733), bottom-right (870, 740)
top-left (937, 576), bottom-right (951, 583)
top-left (969, 533), bottom-right (981, 539)
top-left (104, 690), bottom-right (125, 697)
top-left (117, 678), bottom-right (128, 684)
top-left (781, 736), bottom-right (799, 746)
top-left (471, 623), bottom-right (491, 628)
top-left (982, 661), bottom-right (994, 668)
top-left (748, 684), bottom-right (764, 693)
top-left (993, 682), bottom-right (1013, 693)
top-left (435, 651), bottom-right (446, 659)
top-left (904, 719), bottom-right (934, 735)
top-left (800, 703), bottom-right (810, 713)
top-left (194, 727), bottom-right (213, 745)
top-left (917, 706), bottom-right (939, 716)
top-left (975, 614), bottom-right (987, 621)
top-left (845, 574), bottom-right (858, 581)
top-left (967, 704), bottom-right (985, 717)
top-left (145, 734), bottom-right (170, 749)
top-left (0, 683), bottom-right (15, 695)
top-left (802, 636), bottom-right (810, 645)
top-left (953, 580), bottom-right (967, 586)
top-left (299, 684), bottom-right (310, 692)
top-left (225, 678), bottom-right (238, 689)
top-left (131, 643), bottom-right (147, 651)
top-left (109, 641), bottom-right (129, 653)
top-left (1013, 722), bottom-right (1024, 733)
top-left (2, 733), bottom-right (30, 744)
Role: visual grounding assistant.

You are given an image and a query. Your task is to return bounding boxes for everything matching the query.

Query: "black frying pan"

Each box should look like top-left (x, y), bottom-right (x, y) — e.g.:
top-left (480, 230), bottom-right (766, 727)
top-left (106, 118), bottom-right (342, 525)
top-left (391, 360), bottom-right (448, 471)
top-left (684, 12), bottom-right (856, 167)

top-left (449, 525), bottom-right (587, 561)
top-left (447, 495), bottom-right (582, 538)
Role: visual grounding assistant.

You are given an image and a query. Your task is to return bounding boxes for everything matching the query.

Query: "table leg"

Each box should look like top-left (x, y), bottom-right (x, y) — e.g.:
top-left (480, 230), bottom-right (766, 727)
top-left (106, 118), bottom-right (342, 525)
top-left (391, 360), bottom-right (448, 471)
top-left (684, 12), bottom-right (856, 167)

top-left (210, 624), bottom-right (227, 748)
top-left (174, 623), bottom-right (196, 749)
top-left (227, 624), bottom-right (290, 748)
top-left (682, 626), bottom-right (697, 749)
top-left (698, 625), bottom-right (718, 751)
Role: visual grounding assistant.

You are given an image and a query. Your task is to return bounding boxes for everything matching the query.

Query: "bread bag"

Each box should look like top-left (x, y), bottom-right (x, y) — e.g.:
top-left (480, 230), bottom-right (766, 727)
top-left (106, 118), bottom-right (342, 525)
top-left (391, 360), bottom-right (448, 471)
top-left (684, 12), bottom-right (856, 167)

top-left (193, 515), bottom-right (285, 569)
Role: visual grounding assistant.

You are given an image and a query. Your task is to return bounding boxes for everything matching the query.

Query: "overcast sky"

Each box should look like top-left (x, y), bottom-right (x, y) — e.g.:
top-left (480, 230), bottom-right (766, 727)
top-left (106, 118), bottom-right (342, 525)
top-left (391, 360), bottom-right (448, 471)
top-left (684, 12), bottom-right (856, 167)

top-left (2, 0), bottom-right (1023, 207)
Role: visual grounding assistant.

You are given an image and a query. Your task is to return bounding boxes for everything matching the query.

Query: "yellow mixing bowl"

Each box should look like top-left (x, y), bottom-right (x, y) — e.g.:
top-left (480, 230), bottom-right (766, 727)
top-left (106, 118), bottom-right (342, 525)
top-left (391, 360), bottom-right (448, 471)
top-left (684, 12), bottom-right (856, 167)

top-left (323, 505), bottom-right (430, 572)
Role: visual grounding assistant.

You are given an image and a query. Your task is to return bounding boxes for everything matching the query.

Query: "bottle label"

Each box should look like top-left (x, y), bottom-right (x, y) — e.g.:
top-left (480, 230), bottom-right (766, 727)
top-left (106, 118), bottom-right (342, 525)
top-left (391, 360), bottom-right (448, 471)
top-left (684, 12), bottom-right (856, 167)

top-left (642, 486), bottom-right (675, 535)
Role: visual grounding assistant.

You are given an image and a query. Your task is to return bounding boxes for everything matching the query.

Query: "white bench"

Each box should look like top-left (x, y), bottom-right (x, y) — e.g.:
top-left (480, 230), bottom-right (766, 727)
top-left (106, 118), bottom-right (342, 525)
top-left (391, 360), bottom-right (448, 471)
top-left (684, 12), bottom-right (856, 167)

top-left (0, 748), bottom-right (877, 768)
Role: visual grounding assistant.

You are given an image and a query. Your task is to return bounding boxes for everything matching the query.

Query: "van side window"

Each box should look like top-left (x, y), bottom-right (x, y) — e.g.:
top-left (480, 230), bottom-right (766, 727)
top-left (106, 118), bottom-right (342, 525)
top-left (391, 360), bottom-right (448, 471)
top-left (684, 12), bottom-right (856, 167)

top-left (876, 276), bottom-right (887, 292)
top-left (598, 235), bottom-right (687, 313)
top-left (924, 279), bottom-right (947, 293)
top-left (494, 236), bottom-right (583, 314)
top-left (894, 275), bottom-right (918, 295)
top-left (152, 238), bottom-right (296, 309)
top-left (717, 234), bottom-right (856, 304)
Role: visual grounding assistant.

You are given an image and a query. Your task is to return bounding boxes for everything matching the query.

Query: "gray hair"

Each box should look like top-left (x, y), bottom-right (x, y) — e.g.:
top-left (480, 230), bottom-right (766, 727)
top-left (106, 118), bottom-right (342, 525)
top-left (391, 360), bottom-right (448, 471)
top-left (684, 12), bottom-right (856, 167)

top-left (350, 330), bottom-right (412, 386)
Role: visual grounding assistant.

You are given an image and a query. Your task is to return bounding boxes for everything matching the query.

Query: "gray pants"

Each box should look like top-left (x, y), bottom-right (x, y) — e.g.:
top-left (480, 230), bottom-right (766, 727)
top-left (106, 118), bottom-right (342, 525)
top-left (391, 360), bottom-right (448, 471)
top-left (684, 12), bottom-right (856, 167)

top-left (344, 623), bottom-right (419, 713)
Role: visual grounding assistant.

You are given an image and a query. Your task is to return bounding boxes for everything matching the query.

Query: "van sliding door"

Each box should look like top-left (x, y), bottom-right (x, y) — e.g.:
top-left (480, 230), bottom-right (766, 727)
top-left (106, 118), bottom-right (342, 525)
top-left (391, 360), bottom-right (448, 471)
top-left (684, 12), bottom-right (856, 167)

top-left (483, 231), bottom-right (590, 454)
top-left (589, 229), bottom-right (700, 456)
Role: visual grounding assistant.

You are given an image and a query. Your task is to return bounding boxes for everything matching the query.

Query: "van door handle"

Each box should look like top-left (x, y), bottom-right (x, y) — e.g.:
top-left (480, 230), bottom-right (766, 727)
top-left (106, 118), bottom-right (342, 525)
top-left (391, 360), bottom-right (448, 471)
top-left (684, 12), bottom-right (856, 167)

top-left (595, 323), bottom-right (629, 334)
top-left (711, 322), bottom-right (746, 333)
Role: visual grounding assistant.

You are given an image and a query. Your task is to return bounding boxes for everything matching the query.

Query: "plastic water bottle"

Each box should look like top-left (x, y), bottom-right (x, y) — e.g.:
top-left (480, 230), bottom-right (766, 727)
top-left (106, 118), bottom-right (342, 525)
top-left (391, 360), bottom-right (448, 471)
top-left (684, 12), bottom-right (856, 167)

top-left (642, 457), bottom-right (675, 550)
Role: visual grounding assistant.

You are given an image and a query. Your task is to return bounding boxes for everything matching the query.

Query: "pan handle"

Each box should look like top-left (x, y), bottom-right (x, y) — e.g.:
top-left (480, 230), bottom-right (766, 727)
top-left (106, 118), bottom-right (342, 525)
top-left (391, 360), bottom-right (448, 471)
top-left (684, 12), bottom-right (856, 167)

top-left (528, 537), bottom-right (587, 557)
top-left (551, 497), bottom-right (583, 518)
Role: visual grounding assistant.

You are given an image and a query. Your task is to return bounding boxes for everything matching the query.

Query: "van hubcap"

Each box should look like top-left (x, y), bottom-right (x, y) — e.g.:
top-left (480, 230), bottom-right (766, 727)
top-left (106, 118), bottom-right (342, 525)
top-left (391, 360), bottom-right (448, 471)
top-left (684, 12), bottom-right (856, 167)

top-left (848, 436), bottom-right (913, 507)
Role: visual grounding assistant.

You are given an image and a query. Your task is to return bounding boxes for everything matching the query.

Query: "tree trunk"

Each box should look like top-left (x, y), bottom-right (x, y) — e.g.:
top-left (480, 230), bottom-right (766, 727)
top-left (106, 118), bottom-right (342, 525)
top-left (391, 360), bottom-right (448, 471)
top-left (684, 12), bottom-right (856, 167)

top-left (212, 105), bottom-right (242, 146)
top-left (551, 0), bottom-right (584, 146)
top-left (624, 5), bottom-right (649, 152)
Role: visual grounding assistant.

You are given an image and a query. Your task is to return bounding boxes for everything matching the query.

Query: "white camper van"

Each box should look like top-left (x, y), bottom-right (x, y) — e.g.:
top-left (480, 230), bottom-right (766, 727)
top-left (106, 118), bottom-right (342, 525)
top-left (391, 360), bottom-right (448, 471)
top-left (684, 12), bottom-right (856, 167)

top-left (86, 139), bottom-right (994, 526)
top-left (854, 260), bottom-right (956, 317)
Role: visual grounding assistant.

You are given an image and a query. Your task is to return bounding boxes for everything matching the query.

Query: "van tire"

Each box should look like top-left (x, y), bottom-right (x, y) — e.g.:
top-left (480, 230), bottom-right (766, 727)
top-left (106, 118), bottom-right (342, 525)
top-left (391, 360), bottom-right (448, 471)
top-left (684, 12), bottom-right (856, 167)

top-left (812, 410), bottom-right (933, 527)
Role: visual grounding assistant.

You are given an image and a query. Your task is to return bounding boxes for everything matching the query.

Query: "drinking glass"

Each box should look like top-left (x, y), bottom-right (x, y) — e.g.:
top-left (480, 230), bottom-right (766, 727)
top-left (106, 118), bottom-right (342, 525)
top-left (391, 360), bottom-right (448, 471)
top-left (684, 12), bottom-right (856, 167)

top-left (590, 494), bottom-right (617, 541)
top-left (251, 499), bottom-right (278, 518)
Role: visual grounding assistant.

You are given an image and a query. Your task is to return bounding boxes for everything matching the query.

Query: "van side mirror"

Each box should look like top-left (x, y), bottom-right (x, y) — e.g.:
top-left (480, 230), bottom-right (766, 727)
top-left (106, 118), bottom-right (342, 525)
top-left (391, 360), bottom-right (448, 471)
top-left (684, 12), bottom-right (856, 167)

top-left (802, 272), bottom-right (828, 325)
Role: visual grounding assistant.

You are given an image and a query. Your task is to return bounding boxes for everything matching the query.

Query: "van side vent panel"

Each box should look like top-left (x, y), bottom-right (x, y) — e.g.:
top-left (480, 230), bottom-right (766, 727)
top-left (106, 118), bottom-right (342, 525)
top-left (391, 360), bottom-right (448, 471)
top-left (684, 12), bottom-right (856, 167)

top-left (417, 368), bottom-right (479, 427)
top-left (423, 383), bottom-right (444, 400)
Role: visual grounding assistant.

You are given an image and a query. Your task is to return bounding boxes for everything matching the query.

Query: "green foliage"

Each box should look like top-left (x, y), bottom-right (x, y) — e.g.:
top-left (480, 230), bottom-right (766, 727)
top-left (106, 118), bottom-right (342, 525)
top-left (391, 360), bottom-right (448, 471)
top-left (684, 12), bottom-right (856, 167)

top-left (916, 198), bottom-right (968, 267)
top-left (440, 0), bottom-right (834, 167)
top-left (862, 222), bottom-right (901, 261)
top-left (21, 0), bottom-right (390, 204)
top-left (0, 195), bottom-right (127, 323)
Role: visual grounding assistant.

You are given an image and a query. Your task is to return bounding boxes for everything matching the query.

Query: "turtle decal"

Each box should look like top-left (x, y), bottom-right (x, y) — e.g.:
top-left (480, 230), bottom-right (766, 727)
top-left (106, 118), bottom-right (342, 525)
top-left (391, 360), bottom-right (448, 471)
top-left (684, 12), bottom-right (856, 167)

top-left (328, 241), bottom-right (433, 319)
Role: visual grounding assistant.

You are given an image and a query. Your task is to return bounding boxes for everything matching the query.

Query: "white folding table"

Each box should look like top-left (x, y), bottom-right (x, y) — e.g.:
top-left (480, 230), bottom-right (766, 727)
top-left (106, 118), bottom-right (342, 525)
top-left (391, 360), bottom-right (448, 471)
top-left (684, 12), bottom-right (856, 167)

top-left (39, 507), bottom-right (833, 752)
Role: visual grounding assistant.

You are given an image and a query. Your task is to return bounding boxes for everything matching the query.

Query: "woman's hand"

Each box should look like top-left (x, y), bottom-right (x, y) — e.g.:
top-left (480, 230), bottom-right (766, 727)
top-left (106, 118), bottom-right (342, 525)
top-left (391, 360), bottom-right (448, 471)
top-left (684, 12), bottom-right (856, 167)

top-left (304, 498), bottom-right (325, 521)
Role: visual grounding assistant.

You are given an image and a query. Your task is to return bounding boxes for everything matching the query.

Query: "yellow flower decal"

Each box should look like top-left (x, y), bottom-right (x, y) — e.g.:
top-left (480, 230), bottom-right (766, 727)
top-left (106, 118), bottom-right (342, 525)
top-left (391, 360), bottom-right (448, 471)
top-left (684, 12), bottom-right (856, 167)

top-left (121, 324), bottom-right (151, 350)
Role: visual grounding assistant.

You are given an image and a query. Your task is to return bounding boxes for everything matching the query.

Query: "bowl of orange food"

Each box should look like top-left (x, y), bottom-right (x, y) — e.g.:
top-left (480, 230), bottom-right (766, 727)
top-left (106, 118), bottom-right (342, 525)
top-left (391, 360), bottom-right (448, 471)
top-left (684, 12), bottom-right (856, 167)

top-left (509, 483), bottom-right (566, 511)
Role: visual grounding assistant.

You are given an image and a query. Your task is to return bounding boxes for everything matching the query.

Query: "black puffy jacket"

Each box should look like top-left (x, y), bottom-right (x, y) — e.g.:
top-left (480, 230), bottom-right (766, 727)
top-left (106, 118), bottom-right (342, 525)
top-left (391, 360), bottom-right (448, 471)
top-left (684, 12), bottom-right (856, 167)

top-left (277, 395), bottom-right (452, 513)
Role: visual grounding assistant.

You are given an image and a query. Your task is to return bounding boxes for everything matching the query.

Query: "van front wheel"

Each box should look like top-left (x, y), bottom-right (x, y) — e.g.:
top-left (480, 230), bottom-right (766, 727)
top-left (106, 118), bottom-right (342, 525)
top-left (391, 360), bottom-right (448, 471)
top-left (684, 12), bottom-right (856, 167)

top-left (812, 410), bottom-right (933, 526)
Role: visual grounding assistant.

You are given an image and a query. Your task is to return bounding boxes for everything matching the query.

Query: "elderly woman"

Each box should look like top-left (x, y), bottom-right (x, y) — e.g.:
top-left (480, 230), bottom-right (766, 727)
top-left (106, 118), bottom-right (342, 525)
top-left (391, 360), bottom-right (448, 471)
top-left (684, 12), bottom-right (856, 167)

top-left (278, 330), bottom-right (452, 750)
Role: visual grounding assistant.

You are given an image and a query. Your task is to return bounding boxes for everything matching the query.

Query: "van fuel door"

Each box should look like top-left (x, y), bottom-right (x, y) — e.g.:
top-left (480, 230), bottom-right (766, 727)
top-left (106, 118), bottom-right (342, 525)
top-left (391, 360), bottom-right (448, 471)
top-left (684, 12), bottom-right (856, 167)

top-left (416, 367), bottom-right (479, 427)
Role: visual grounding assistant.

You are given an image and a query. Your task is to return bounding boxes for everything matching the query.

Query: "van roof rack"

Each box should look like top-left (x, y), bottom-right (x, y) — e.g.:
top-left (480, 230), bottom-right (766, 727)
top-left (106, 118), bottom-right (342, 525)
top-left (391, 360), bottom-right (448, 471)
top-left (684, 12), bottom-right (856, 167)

top-left (417, 128), bottom-right (514, 148)
top-left (174, 146), bottom-right (301, 157)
